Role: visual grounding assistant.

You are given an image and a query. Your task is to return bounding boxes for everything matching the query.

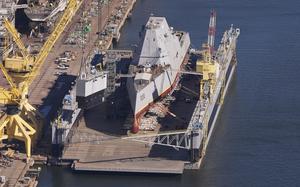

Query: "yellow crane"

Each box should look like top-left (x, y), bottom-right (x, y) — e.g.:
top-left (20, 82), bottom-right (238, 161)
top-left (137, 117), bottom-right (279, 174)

top-left (3, 18), bottom-right (33, 73)
top-left (197, 10), bottom-right (218, 99)
top-left (0, 27), bottom-right (13, 62)
top-left (0, 0), bottom-right (82, 158)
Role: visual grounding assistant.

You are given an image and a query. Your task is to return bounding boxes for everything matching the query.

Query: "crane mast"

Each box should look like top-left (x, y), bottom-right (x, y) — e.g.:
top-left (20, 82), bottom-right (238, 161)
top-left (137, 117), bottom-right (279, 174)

top-left (207, 9), bottom-right (216, 58)
top-left (197, 10), bottom-right (219, 100)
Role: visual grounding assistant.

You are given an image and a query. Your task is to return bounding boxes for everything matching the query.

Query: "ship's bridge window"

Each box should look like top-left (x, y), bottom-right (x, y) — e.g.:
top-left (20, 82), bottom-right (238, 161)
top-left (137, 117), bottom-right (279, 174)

top-left (134, 72), bottom-right (152, 87)
top-left (135, 72), bottom-right (152, 81)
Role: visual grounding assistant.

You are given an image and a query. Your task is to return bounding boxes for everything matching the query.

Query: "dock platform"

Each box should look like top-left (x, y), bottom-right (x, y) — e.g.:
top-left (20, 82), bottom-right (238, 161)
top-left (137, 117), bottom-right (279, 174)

top-left (61, 98), bottom-right (192, 174)
top-left (61, 56), bottom-right (199, 174)
top-left (63, 124), bottom-right (188, 174)
top-left (74, 159), bottom-right (185, 174)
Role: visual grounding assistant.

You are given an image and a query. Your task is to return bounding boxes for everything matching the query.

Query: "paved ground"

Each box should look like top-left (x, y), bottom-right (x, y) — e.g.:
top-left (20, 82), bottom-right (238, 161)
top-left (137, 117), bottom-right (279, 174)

top-left (0, 159), bottom-right (26, 186)
top-left (0, 0), bottom-right (128, 184)
top-left (29, 0), bottom-right (124, 107)
top-left (0, 152), bottom-right (36, 187)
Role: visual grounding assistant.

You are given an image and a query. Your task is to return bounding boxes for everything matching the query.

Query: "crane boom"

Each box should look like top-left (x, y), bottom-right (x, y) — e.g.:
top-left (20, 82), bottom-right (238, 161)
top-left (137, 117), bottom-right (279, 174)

top-left (0, 87), bottom-right (18, 104)
top-left (3, 18), bottom-right (30, 58)
top-left (26, 0), bottom-right (82, 86)
top-left (0, 63), bottom-right (20, 97)
top-left (3, 18), bottom-right (33, 73)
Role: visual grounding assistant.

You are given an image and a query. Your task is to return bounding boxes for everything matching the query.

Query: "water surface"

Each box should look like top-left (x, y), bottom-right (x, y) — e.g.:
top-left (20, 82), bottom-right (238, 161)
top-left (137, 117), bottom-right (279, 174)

top-left (38, 0), bottom-right (300, 186)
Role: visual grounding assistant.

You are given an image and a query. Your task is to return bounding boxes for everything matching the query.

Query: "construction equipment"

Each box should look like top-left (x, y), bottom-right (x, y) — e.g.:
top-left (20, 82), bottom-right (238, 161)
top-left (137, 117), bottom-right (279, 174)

top-left (0, 0), bottom-right (83, 158)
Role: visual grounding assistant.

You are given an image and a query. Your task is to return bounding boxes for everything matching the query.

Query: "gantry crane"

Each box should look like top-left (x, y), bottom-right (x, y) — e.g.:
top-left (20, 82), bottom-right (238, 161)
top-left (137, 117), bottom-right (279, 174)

top-left (0, 0), bottom-right (82, 158)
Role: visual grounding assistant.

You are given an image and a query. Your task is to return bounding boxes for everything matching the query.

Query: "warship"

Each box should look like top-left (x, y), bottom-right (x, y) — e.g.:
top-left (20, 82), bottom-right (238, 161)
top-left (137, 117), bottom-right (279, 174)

top-left (127, 16), bottom-right (191, 133)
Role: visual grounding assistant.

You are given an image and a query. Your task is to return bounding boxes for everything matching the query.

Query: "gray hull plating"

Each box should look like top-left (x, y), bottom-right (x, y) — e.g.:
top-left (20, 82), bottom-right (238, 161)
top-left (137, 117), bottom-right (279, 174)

top-left (127, 17), bottom-right (191, 117)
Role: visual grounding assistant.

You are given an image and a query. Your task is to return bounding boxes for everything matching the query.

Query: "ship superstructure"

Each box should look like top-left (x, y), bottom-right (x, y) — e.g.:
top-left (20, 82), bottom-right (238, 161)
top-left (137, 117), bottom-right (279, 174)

top-left (127, 16), bottom-right (190, 133)
top-left (76, 55), bottom-right (108, 109)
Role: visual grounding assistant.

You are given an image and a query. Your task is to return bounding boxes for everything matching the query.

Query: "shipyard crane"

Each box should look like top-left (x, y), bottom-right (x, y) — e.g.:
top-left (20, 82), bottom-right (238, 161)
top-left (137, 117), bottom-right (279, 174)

top-left (2, 18), bottom-right (33, 73)
top-left (0, 0), bottom-right (82, 158)
top-left (197, 9), bottom-right (218, 100)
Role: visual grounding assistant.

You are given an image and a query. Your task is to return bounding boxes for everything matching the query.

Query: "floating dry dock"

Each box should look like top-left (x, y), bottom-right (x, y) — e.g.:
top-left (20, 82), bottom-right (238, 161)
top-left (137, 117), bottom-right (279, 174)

top-left (62, 25), bottom-right (240, 174)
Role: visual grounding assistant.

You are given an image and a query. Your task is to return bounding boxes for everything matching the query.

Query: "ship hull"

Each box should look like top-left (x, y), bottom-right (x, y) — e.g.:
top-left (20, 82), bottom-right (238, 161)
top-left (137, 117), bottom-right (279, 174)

top-left (129, 54), bottom-right (189, 132)
top-left (127, 34), bottom-right (190, 132)
top-left (76, 90), bottom-right (105, 110)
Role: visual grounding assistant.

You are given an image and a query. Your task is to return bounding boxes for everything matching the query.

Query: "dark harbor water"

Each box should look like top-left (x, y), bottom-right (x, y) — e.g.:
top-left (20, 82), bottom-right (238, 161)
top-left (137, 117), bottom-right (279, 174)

top-left (37, 0), bottom-right (300, 186)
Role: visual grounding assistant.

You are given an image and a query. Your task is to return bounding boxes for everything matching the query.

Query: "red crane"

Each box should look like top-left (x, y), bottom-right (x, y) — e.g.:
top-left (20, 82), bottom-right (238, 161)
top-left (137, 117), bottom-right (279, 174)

top-left (207, 9), bottom-right (217, 57)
